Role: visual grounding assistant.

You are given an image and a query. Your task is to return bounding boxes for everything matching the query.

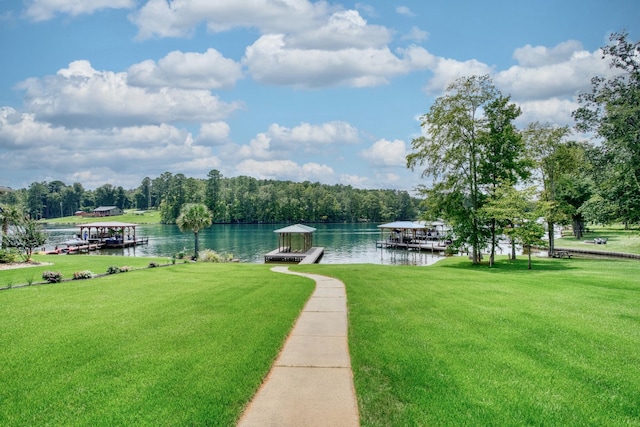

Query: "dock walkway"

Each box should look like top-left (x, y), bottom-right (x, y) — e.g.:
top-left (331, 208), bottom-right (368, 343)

top-left (264, 247), bottom-right (324, 264)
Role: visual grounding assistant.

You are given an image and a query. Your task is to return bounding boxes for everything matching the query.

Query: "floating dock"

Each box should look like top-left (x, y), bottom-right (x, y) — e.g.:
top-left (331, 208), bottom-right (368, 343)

top-left (264, 247), bottom-right (324, 264)
top-left (376, 240), bottom-right (447, 252)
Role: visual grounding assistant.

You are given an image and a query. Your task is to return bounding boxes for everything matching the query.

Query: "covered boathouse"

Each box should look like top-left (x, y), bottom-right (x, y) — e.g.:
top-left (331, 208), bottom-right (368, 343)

top-left (264, 224), bottom-right (324, 264)
top-left (377, 220), bottom-right (449, 252)
top-left (77, 221), bottom-right (148, 248)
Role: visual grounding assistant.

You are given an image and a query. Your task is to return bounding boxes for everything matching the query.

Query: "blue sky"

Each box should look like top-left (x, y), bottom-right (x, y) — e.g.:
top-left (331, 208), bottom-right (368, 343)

top-left (1, 0), bottom-right (638, 191)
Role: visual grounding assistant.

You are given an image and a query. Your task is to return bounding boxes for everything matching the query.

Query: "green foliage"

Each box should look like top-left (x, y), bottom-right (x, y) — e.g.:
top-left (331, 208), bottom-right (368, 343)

top-left (198, 248), bottom-right (233, 263)
top-left (4, 216), bottom-right (48, 261)
top-left (42, 270), bottom-right (62, 283)
top-left (148, 262), bottom-right (160, 268)
top-left (177, 203), bottom-right (213, 259)
top-left (106, 266), bottom-right (121, 274)
top-left (0, 248), bottom-right (20, 264)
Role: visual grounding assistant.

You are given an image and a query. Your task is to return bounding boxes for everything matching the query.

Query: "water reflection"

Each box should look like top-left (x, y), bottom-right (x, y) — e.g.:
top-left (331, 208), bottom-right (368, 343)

top-left (43, 223), bottom-right (445, 266)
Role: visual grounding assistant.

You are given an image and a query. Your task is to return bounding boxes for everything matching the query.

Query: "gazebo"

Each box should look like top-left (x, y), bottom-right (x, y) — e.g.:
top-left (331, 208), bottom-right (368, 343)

top-left (273, 224), bottom-right (317, 253)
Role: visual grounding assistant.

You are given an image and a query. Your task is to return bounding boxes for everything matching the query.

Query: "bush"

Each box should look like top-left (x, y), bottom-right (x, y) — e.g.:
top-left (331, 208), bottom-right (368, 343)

top-left (198, 249), bottom-right (234, 263)
top-left (72, 270), bottom-right (94, 280)
top-left (119, 266), bottom-right (131, 272)
top-left (42, 271), bottom-right (63, 283)
top-left (148, 262), bottom-right (160, 268)
top-left (106, 266), bottom-right (121, 274)
top-left (0, 248), bottom-right (20, 264)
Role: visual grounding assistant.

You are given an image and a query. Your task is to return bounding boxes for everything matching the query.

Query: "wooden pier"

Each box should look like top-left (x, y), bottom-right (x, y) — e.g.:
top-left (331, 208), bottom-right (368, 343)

top-left (264, 247), bottom-right (324, 264)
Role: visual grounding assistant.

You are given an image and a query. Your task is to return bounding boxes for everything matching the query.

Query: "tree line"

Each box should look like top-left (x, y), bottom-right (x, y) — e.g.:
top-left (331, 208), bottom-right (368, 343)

top-left (0, 173), bottom-right (420, 225)
top-left (407, 32), bottom-right (640, 266)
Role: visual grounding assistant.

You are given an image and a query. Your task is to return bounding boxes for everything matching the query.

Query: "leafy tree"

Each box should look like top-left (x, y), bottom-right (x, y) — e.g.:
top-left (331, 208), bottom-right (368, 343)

top-left (1, 205), bottom-right (23, 249)
top-left (5, 215), bottom-right (48, 262)
top-left (407, 75), bottom-right (499, 264)
top-left (523, 122), bottom-right (580, 256)
top-left (176, 203), bottom-right (213, 259)
top-left (573, 31), bottom-right (640, 226)
top-left (478, 95), bottom-right (530, 266)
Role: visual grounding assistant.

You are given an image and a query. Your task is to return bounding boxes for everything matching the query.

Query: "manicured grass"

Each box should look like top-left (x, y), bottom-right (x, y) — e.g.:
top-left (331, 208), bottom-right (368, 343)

top-left (41, 210), bottom-right (161, 225)
top-left (0, 262), bottom-right (314, 426)
top-left (557, 225), bottom-right (640, 255)
top-left (0, 255), bottom-right (171, 289)
top-left (295, 257), bottom-right (640, 426)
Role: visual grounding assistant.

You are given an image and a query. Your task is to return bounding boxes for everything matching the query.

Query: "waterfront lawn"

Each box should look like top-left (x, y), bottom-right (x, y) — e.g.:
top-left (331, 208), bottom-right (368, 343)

top-left (557, 225), bottom-right (640, 254)
top-left (41, 209), bottom-right (161, 225)
top-left (296, 257), bottom-right (640, 426)
top-left (0, 262), bottom-right (314, 426)
top-left (0, 255), bottom-right (170, 288)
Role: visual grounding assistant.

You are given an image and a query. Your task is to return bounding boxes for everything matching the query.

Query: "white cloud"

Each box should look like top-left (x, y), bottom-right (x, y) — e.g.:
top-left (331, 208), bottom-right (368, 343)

top-left (18, 60), bottom-right (242, 128)
top-left (360, 139), bottom-right (407, 167)
top-left (128, 49), bottom-right (243, 90)
top-left (515, 98), bottom-right (579, 127)
top-left (396, 6), bottom-right (415, 17)
top-left (236, 159), bottom-right (334, 182)
top-left (495, 46), bottom-right (610, 101)
top-left (244, 34), bottom-right (433, 88)
top-left (130, 0), bottom-right (331, 39)
top-left (284, 10), bottom-right (392, 50)
top-left (268, 121), bottom-right (359, 145)
top-left (402, 26), bottom-right (429, 42)
top-left (340, 174), bottom-right (369, 188)
top-left (197, 122), bottom-right (231, 145)
top-left (25, 0), bottom-right (134, 21)
top-left (424, 57), bottom-right (494, 94)
top-left (513, 40), bottom-right (585, 67)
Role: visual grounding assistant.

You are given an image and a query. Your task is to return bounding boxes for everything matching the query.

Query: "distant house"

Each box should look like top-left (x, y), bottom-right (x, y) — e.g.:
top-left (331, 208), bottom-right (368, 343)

top-left (93, 206), bottom-right (123, 217)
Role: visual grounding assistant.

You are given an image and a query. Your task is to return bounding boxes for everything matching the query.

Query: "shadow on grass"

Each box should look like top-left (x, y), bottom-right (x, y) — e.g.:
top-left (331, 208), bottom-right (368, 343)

top-left (437, 256), bottom-right (580, 274)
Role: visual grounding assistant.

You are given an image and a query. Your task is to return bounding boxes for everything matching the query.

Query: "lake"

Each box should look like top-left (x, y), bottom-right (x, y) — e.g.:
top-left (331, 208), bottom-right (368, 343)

top-left (44, 223), bottom-right (444, 266)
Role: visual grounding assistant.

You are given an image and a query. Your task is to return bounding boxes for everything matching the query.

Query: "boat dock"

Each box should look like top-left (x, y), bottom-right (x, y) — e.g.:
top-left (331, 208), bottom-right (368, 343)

top-left (264, 247), bottom-right (324, 264)
top-left (376, 240), bottom-right (447, 252)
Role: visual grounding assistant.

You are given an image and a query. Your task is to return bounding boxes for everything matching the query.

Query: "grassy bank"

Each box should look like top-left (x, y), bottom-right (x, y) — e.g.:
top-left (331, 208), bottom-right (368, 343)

top-left (296, 257), bottom-right (640, 426)
top-left (557, 225), bottom-right (640, 254)
top-left (0, 262), bottom-right (314, 426)
top-left (41, 210), bottom-right (161, 225)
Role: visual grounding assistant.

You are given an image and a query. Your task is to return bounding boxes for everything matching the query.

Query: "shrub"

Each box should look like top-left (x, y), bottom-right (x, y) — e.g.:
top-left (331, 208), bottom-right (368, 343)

top-left (198, 249), bottom-right (234, 263)
top-left (0, 248), bottom-right (20, 264)
top-left (42, 271), bottom-right (63, 283)
top-left (119, 266), bottom-right (131, 272)
top-left (72, 270), bottom-right (94, 280)
top-left (148, 262), bottom-right (160, 268)
top-left (106, 266), bottom-right (121, 274)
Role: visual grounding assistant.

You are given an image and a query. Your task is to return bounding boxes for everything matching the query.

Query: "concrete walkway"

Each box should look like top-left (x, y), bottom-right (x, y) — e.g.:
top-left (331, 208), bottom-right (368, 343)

top-left (237, 266), bottom-right (359, 427)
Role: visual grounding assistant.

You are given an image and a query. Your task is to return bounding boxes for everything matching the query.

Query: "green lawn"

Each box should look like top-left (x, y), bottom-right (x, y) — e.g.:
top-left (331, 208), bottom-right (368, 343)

top-left (0, 255), bottom-right (171, 289)
top-left (41, 209), bottom-right (161, 225)
top-left (557, 225), bottom-right (640, 255)
top-left (0, 262), bottom-right (314, 426)
top-left (296, 257), bottom-right (640, 426)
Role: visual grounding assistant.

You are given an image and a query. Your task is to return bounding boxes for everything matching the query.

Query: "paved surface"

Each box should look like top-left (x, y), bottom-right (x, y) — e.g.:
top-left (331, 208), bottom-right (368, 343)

top-left (237, 266), bottom-right (360, 427)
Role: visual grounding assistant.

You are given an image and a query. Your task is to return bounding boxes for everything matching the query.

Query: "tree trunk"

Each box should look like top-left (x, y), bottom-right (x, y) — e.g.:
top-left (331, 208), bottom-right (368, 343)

top-left (194, 231), bottom-right (199, 260)
top-left (489, 219), bottom-right (496, 267)
top-left (527, 245), bottom-right (532, 269)
top-left (547, 221), bottom-right (555, 257)
top-left (511, 237), bottom-right (517, 260)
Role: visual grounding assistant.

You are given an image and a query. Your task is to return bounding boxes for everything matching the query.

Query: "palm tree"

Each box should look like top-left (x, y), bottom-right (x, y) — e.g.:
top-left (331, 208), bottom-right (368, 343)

top-left (1, 205), bottom-right (24, 249)
top-left (176, 203), bottom-right (213, 260)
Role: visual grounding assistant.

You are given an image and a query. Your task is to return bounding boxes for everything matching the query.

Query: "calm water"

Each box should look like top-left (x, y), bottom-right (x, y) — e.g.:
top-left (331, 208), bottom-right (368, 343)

top-left (44, 223), bottom-right (444, 266)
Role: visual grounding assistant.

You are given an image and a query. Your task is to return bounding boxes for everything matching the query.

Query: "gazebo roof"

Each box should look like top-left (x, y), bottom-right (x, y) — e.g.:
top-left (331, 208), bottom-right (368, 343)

top-left (273, 224), bottom-right (317, 234)
top-left (77, 221), bottom-right (137, 228)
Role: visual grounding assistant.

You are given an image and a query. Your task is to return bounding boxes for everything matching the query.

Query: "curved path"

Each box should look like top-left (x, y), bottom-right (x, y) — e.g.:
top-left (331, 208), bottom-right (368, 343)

top-left (238, 266), bottom-right (359, 427)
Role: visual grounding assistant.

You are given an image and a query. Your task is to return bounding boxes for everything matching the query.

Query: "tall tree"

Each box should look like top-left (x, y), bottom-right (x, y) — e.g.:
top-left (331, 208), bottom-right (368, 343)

top-left (407, 75), bottom-right (498, 264)
top-left (5, 215), bottom-right (48, 262)
top-left (176, 203), bottom-right (213, 259)
top-left (573, 31), bottom-right (640, 227)
top-left (478, 95), bottom-right (530, 266)
top-left (1, 205), bottom-right (23, 249)
top-left (523, 122), bottom-right (578, 256)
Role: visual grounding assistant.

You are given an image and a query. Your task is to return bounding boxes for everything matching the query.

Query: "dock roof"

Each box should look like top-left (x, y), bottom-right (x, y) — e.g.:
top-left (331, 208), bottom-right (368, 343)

top-left (377, 221), bottom-right (426, 230)
top-left (273, 224), bottom-right (317, 234)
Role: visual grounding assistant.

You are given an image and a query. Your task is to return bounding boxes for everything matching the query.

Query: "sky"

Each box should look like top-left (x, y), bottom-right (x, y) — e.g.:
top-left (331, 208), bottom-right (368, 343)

top-left (0, 0), bottom-right (638, 192)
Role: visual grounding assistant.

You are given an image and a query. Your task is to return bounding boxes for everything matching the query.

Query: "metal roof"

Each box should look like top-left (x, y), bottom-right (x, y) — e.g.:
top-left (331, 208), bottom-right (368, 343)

top-left (377, 221), bottom-right (427, 230)
top-left (77, 222), bottom-right (138, 228)
top-left (273, 224), bottom-right (317, 234)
